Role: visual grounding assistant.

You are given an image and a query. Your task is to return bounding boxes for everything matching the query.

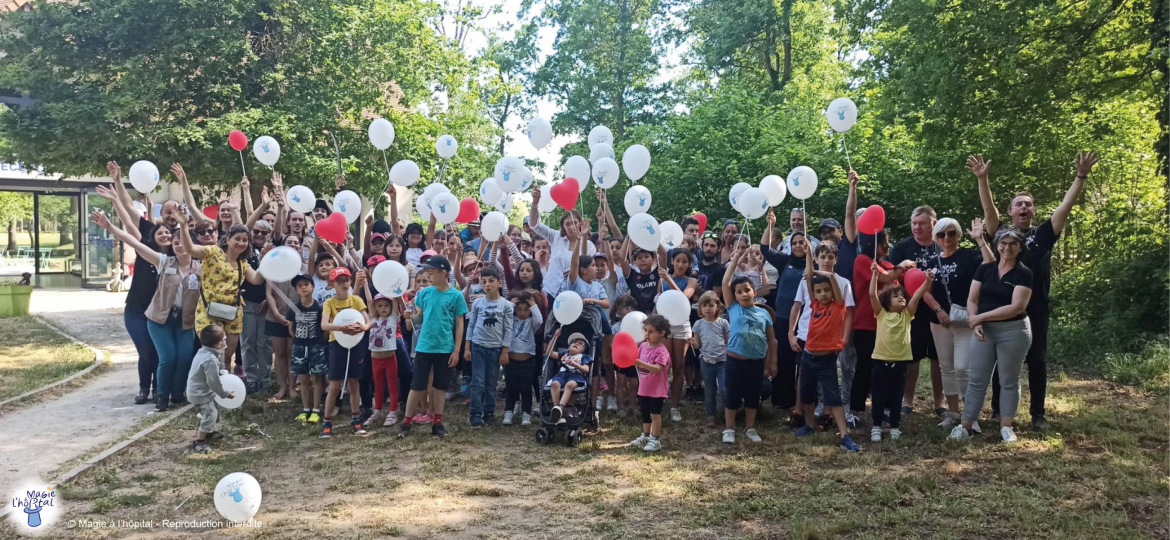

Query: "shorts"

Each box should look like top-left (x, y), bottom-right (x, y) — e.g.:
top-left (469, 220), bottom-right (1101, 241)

top-left (411, 351), bottom-right (454, 391)
top-left (669, 323), bottom-right (692, 340)
top-left (799, 351), bottom-right (843, 407)
top-left (616, 365), bottom-right (638, 378)
top-left (264, 320), bottom-right (290, 338)
top-left (196, 400), bottom-right (218, 433)
top-left (327, 341), bottom-right (364, 381)
top-left (725, 356), bottom-right (765, 410)
top-left (911, 322), bottom-right (938, 362)
top-left (549, 371), bottom-right (587, 389)
top-left (639, 395), bottom-right (665, 423)
top-left (291, 342), bottom-right (327, 376)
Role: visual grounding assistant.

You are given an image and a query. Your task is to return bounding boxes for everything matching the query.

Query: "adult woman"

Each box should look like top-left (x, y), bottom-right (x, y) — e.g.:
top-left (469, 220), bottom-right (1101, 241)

top-left (926, 218), bottom-right (994, 429)
top-left (953, 229), bottom-right (1033, 443)
top-left (719, 220), bottom-right (740, 263)
top-left (529, 188), bottom-right (595, 297)
top-left (265, 234), bottom-right (302, 400)
top-left (192, 220), bottom-right (219, 247)
top-left (659, 248), bottom-right (698, 422)
top-left (761, 210), bottom-right (805, 418)
top-left (175, 211), bottom-right (267, 371)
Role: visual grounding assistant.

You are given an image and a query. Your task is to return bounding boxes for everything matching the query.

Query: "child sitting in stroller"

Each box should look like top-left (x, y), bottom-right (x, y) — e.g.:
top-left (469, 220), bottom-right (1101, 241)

top-left (548, 331), bottom-right (592, 425)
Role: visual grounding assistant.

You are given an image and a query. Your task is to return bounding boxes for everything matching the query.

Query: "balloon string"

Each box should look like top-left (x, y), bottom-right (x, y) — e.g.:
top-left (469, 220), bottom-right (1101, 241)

top-left (340, 349), bottom-right (351, 398)
top-left (381, 150), bottom-right (392, 193)
top-left (841, 134), bottom-right (853, 171)
top-left (238, 150), bottom-right (247, 178)
top-left (435, 160), bottom-right (450, 186)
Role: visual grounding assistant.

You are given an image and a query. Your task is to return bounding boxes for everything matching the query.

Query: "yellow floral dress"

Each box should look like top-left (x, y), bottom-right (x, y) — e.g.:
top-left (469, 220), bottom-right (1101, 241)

top-left (195, 245), bottom-right (248, 334)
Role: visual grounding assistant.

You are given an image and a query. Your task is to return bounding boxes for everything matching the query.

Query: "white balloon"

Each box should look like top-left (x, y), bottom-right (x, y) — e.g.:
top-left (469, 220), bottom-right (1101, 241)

top-left (481, 211), bottom-right (509, 242)
top-left (332, 308), bottom-right (366, 349)
top-left (495, 192), bottom-right (514, 213)
top-left (527, 117), bottom-right (553, 150)
top-left (333, 190), bottom-right (362, 224)
top-left (285, 185), bottom-right (315, 213)
top-left (563, 155), bottom-right (591, 193)
top-left (659, 220), bottom-right (685, 250)
top-left (538, 184), bottom-right (559, 213)
top-left (656, 289), bottom-right (690, 326)
top-left (737, 187), bottom-right (769, 220)
top-left (759, 174), bottom-right (787, 207)
top-left (423, 183), bottom-right (450, 199)
top-left (214, 373), bottom-right (246, 409)
top-left (133, 201), bottom-right (148, 217)
top-left (787, 166), bottom-right (819, 200)
top-left (436, 134), bottom-right (458, 159)
top-left (627, 213), bottom-right (661, 252)
top-left (372, 260), bottom-right (410, 298)
top-left (826, 97), bottom-right (858, 133)
top-left (415, 193), bottom-right (432, 221)
top-left (623, 185), bottom-right (653, 216)
top-left (257, 246), bottom-right (301, 283)
top-left (591, 157), bottom-right (620, 189)
top-left (479, 178), bottom-right (503, 206)
top-left (368, 118), bottom-right (395, 150)
top-left (430, 192), bottom-right (460, 224)
top-left (389, 159), bottom-right (420, 187)
top-left (622, 144), bottom-right (651, 181)
top-left (588, 125), bottom-right (613, 148)
top-left (620, 311), bottom-right (648, 344)
top-left (128, 160), bottom-right (159, 193)
top-left (589, 142), bottom-right (615, 164)
top-left (553, 290), bottom-right (584, 325)
top-left (494, 156), bottom-right (527, 193)
top-left (519, 166), bottom-right (535, 192)
top-left (728, 182), bottom-right (751, 209)
top-left (214, 472), bottom-right (262, 524)
top-left (252, 136), bottom-right (280, 167)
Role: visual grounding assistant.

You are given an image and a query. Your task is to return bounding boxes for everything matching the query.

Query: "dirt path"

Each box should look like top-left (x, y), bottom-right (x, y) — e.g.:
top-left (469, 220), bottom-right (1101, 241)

top-left (0, 289), bottom-right (157, 492)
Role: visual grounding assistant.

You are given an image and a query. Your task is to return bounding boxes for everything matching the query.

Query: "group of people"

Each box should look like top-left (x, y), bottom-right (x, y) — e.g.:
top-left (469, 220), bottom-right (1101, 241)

top-left (101, 150), bottom-right (1098, 454)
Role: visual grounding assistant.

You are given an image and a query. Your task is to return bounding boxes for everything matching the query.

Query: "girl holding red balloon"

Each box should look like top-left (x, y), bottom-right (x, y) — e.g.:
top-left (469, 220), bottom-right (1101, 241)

top-left (866, 260), bottom-right (934, 442)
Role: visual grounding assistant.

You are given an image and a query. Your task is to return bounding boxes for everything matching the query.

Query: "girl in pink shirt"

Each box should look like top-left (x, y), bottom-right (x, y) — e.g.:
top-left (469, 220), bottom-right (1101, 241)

top-left (630, 315), bottom-right (671, 452)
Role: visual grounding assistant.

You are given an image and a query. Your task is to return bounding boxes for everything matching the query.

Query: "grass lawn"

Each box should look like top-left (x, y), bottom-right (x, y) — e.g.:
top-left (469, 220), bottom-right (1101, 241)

top-left (32, 373), bottom-right (1169, 539)
top-left (0, 316), bottom-right (94, 402)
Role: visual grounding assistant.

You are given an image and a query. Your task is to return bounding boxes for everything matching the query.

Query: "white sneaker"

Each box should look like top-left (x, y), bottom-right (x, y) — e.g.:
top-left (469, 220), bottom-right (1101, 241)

top-left (596, 397), bottom-right (604, 410)
top-left (744, 428), bottom-right (762, 443)
top-left (949, 425), bottom-right (970, 440)
top-left (814, 402), bottom-right (825, 417)
top-left (938, 413), bottom-right (960, 429)
top-left (722, 429), bottom-right (736, 444)
top-left (607, 396), bottom-right (618, 411)
top-left (521, 413), bottom-right (531, 426)
top-left (514, 403), bottom-right (522, 416)
top-left (1000, 426), bottom-right (1018, 443)
top-left (971, 420), bottom-right (982, 435)
top-left (871, 427), bottom-right (882, 442)
top-left (630, 434), bottom-right (650, 448)
top-left (502, 410), bottom-right (514, 425)
top-left (642, 438), bottom-right (662, 452)
top-left (890, 428), bottom-right (902, 440)
top-left (670, 408), bottom-right (682, 422)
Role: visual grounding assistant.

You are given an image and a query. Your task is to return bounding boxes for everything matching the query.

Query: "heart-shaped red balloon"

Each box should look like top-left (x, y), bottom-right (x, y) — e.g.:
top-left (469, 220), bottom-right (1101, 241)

top-left (693, 212), bottom-right (707, 233)
top-left (903, 267), bottom-right (926, 294)
top-left (228, 130), bottom-right (248, 151)
top-left (315, 211), bottom-right (348, 244)
top-left (550, 177), bottom-right (580, 211)
top-left (456, 198), bottom-right (480, 224)
top-left (858, 205), bottom-right (886, 235)
top-left (202, 205), bottom-right (219, 220)
top-left (612, 331), bottom-right (638, 369)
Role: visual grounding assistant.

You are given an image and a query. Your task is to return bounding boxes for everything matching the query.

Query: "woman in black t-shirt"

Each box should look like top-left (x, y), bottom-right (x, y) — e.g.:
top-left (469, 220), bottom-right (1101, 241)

top-left (951, 228), bottom-right (1033, 444)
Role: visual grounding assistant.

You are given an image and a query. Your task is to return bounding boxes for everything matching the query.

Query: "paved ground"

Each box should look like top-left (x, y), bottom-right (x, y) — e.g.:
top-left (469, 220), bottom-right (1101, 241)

top-left (0, 289), bottom-right (157, 492)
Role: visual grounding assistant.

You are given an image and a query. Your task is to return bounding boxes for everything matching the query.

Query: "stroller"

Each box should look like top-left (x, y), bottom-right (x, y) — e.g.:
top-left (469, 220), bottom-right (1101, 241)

top-left (534, 322), bottom-right (600, 447)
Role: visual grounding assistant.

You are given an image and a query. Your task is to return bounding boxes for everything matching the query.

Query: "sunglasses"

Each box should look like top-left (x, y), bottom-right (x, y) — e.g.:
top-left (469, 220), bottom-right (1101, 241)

top-left (936, 230), bottom-right (958, 239)
top-left (252, 229), bottom-right (270, 236)
top-left (196, 229), bottom-right (216, 237)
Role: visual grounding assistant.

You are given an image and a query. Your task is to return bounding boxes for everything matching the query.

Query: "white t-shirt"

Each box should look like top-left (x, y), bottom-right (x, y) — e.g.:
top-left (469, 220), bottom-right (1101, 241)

top-left (793, 273), bottom-right (855, 341)
top-left (406, 247), bottom-right (424, 268)
top-left (532, 222), bottom-right (596, 298)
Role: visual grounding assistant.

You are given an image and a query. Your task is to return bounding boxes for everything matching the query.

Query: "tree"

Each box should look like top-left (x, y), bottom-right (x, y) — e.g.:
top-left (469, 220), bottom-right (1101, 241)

top-left (0, 192), bottom-right (32, 252)
top-left (684, 0), bottom-right (797, 92)
top-left (479, 21), bottom-right (540, 155)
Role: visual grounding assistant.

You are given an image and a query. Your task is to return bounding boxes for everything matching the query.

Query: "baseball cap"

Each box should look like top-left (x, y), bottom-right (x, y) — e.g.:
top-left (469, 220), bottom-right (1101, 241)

top-left (521, 232), bottom-right (531, 242)
top-left (462, 253), bottom-right (480, 270)
top-left (420, 249), bottom-right (438, 262)
top-left (372, 293), bottom-right (391, 303)
top-left (420, 255), bottom-right (452, 272)
top-left (567, 332), bottom-right (587, 345)
top-left (371, 232), bottom-right (387, 243)
top-left (365, 255), bottom-right (386, 267)
top-left (818, 218), bottom-right (842, 231)
top-left (290, 274), bottom-right (313, 288)
top-left (314, 199), bottom-right (332, 215)
top-left (592, 251), bottom-right (608, 259)
top-left (329, 267), bottom-right (352, 281)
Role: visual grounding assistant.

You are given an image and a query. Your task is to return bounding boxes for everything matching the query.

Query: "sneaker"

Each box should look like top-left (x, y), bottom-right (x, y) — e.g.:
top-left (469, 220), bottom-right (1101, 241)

top-left (839, 434), bottom-right (861, 452)
top-left (521, 413), bottom-right (532, 426)
top-left (935, 407), bottom-right (950, 417)
top-left (365, 410), bottom-right (386, 428)
top-left (396, 423), bottom-right (412, 438)
top-left (607, 396), bottom-right (618, 411)
top-left (154, 395), bottom-right (170, 412)
top-left (670, 408), bottom-right (682, 422)
top-left (484, 414), bottom-right (496, 425)
top-left (320, 420), bottom-right (333, 438)
top-left (414, 413), bottom-right (433, 424)
top-left (134, 388), bottom-right (150, 405)
top-left (307, 412), bottom-right (320, 424)
top-left (352, 420), bottom-right (367, 435)
top-left (513, 403), bottom-right (522, 416)
top-left (707, 417), bottom-right (717, 428)
top-left (359, 408), bottom-right (373, 425)
top-left (596, 397), bottom-right (604, 410)
top-left (191, 441), bottom-right (210, 454)
top-left (722, 429), bottom-right (736, 444)
top-left (206, 431), bottom-right (222, 443)
top-left (900, 405), bottom-right (913, 416)
top-left (630, 434), bottom-right (650, 448)
top-left (550, 405), bottom-right (563, 424)
top-left (1031, 415), bottom-right (1049, 430)
top-left (384, 412), bottom-right (397, 427)
top-left (890, 428), bottom-right (902, 440)
top-left (846, 413), bottom-right (859, 430)
top-left (871, 427), bottom-right (882, 442)
top-left (1000, 426), bottom-right (1018, 443)
top-left (938, 413), bottom-right (960, 429)
top-left (642, 438), bottom-right (662, 452)
top-left (949, 425), bottom-right (970, 440)
top-left (617, 409), bottom-right (627, 417)
top-left (788, 413), bottom-right (806, 429)
top-left (295, 411), bottom-right (309, 423)
top-left (432, 422), bottom-right (448, 437)
top-left (502, 411), bottom-right (515, 425)
top-left (814, 402), bottom-right (825, 418)
top-left (744, 428), bottom-right (762, 443)
top-left (470, 416), bottom-right (485, 428)
top-left (970, 420), bottom-right (982, 434)
top-left (794, 426), bottom-right (815, 438)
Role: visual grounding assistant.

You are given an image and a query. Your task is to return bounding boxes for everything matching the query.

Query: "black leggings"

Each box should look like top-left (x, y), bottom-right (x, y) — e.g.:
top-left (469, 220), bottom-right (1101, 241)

top-left (639, 395), bottom-right (665, 423)
top-left (725, 356), bottom-right (765, 410)
top-left (871, 361), bottom-right (908, 429)
top-left (505, 358), bottom-right (537, 414)
top-left (850, 330), bottom-right (877, 412)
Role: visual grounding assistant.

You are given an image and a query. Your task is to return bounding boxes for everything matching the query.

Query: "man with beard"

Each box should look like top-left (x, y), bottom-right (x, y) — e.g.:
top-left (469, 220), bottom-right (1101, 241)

top-left (695, 231), bottom-right (726, 298)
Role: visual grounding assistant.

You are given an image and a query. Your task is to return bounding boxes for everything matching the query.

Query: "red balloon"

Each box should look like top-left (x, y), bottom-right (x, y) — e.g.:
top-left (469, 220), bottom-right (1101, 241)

top-left (903, 267), bottom-right (926, 294)
top-left (228, 130), bottom-right (248, 151)
top-left (550, 177), bottom-right (580, 211)
top-left (456, 198), bottom-right (481, 224)
top-left (612, 331), bottom-right (638, 369)
top-left (314, 211), bottom-right (348, 244)
top-left (857, 205), bottom-right (886, 235)
top-left (693, 212), bottom-right (707, 233)
top-left (202, 205), bottom-right (219, 220)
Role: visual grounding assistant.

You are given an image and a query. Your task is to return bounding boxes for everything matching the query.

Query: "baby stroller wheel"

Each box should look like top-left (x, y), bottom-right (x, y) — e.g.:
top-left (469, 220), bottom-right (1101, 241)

top-left (535, 428), bottom-right (551, 445)
top-left (566, 429), bottom-right (580, 447)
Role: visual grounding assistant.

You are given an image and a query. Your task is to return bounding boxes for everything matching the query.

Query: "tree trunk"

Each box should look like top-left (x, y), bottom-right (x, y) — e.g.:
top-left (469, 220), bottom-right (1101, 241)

top-left (498, 93), bottom-right (512, 156)
top-left (776, 0), bottom-right (794, 92)
top-left (5, 220), bottom-right (16, 253)
top-left (1153, 0), bottom-right (1168, 182)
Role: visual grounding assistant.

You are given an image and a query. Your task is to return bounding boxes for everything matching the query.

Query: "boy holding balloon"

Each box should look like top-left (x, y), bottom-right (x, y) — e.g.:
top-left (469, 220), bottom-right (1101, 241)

top-left (319, 267), bottom-right (372, 438)
top-left (186, 325), bottom-right (236, 454)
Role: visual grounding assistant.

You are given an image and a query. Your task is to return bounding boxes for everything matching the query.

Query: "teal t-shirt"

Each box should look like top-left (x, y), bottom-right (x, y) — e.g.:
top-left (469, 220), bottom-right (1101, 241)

top-left (415, 286), bottom-right (469, 354)
top-left (727, 302), bottom-right (773, 359)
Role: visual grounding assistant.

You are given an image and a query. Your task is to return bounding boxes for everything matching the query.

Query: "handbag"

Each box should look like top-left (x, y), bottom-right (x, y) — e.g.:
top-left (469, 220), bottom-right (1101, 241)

top-left (201, 258), bottom-right (243, 322)
top-left (937, 254), bottom-right (968, 325)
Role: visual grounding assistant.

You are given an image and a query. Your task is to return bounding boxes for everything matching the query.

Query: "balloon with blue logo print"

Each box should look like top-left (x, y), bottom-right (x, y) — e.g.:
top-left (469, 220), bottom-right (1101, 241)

top-left (826, 97), bottom-right (858, 133)
top-left (519, 166), bottom-right (534, 192)
top-left (430, 192), bottom-right (460, 224)
top-left (495, 192), bottom-right (514, 213)
top-left (623, 185), bottom-right (652, 216)
top-left (759, 174), bottom-right (787, 207)
top-left (128, 160), bottom-right (160, 193)
top-left (728, 182), bottom-right (751, 210)
top-left (372, 260), bottom-right (410, 298)
top-left (737, 187), bottom-right (769, 219)
top-left (257, 246), bottom-right (302, 283)
top-left (627, 212), bottom-right (661, 252)
top-left (415, 192), bottom-right (432, 221)
top-left (589, 142), bottom-right (615, 165)
top-left (563, 155), bottom-right (591, 193)
top-left (436, 135), bottom-right (458, 159)
top-left (333, 190), bottom-right (362, 224)
top-left (787, 166), bottom-right (818, 200)
top-left (252, 136), bottom-right (281, 167)
top-left (285, 185), bottom-right (315, 213)
top-left (588, 125), bottom-right (613, 148)
top-left (389, 159), bottom-right (420, 187)
top-left (591, 157), bottom-right (620, 189)
top-left (553, 290), bottom-right (584, 325)
top-left (214, 472), bottom-right (262, 523)
top-left (659, 220), bottom-right (684, 249)
top-left (479, 177), bottom-right (503, 207)
top-left (527, 117), bottom-right (553, 150)
top-left (494, 155), bottom-right (527, 193)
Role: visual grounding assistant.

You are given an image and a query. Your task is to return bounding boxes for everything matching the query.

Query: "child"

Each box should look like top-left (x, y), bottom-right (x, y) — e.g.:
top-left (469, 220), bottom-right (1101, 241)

top-left (691, 291), bottom-right (729, 429)
top-left (867, 261), bottom-right (933, 441)
top-left (504, 290), bottom-right (543, 426)
top-left (569, 237), bottom-right (610, 351)
top-left (609, 295), bottom-right (639, 415)
top-left (630, 315), bottom-right (671, 452)
top-left (320, 267), bottom-right (372, 437)
top-left (287, 274), bottom-right (327, 425)
top-left (791, 242), bottom-right (856, 427)
top-left (364, 290), bottom-right (407, 428)
top-left (621, 244), bottom-right (665, 316)
top-left (792, 251), bottom-right (861, 452)
top-left (186, 325), bottom-right (235, 453)
top-left (312, 253), bottom-right (339, 304)
top-left (659, 248), bottom-right (697, 423)
top-left (547, 332), bottom-right (592, 424)
top-left (401, 255), bottom-right (466, 438)
top-left (719, 247), bottom-right (778, 444)
top-left (464, 266), bottom-right (514, 426)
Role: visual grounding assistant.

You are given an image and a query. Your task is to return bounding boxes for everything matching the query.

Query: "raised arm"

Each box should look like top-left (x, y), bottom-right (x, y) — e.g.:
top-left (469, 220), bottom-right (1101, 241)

top-left (107, 161), bottom-right (138, 222)
top-left (91, 211), bottom-right (163, 267)
top-left (529, 187), bottom-right (543, 230)
top-left (272, 184), bottom-right (286, 236)
top-left (568, 235), bottom-right (581, 285)
top-left (362, 213), bottom-right (375, 262)
top-left (245, 201), bottom-right (271, 232)
top-left (171, 163), bottom-right (210, 223)
top-left (968, 219), bottom-right (995, 263)
top-left (907, 270), bottom-right (934, 317)
top-left (1051, 151), bottom-right (1097, 235)
top-left (722, 246), bottom-right (744, 308)
top-left (804, 244), bottom-right (816, 298)
top-left (597, 188), bottom-right (621, 236)
top-left (387, 185), bottom-right (403, 236)
top-left (844, 169), bottom-right (859, 242)
top-left (762, 209), bottom-right (775, 246)
top-left (868, 261), bottom-right (882, 315)
top-left (95, 183), bottom-right (142, 240)
top-left (240, 177), bottom-right (255, 219)
top-left (968, 155), bottom-right (999, 236)
top-left (618, 236), bottom-right (633, 277)
top-left (174, 209), bottom-right (206, 259)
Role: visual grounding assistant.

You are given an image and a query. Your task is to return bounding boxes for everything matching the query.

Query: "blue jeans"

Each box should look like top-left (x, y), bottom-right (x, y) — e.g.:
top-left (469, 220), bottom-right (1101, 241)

top-left (147, 313), bottom-right (194, 401)
top-left (125, 307), bottom-right (158, 392)
top-left (700, 360), bottom-right (726, 417)
top-left (469, 343), bottom-right (501, 420)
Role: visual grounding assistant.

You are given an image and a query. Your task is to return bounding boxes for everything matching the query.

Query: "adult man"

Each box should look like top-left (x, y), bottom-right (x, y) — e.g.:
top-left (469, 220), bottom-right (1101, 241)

top-left (779, 208), bottom-right (820, 255)
top-left (240, 219), bottom-right (273, 393)
top-left (682, 216), bottom-right (701, 237)
top-left (695, 231), bottom-right (726, 298)
top-left (973, 151), bottom-right (1098, 430)
top-left (887, 206), bottom-right (945, 416)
